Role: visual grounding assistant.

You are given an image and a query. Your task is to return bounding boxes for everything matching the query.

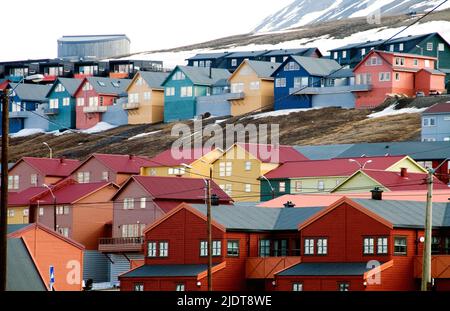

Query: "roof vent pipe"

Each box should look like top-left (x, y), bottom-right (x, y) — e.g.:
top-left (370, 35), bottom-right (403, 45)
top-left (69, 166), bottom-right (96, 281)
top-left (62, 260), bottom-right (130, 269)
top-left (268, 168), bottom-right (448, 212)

top-left (400, 167), bottom-right (408, 178)
top-left (283, 201), bottom-right (296, 208)
top-left (371, 187), bottom-right (384, 201)
top-left (211, 194), bottom-right (220, 206)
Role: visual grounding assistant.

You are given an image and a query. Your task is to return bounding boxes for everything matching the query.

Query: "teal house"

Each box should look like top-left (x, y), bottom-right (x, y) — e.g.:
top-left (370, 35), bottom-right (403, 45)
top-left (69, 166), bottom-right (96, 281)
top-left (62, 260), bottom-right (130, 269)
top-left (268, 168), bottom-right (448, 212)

top-left (162, 66), bottom-right (231, 122)
top-left (45, 78), bottom-right (83, 131)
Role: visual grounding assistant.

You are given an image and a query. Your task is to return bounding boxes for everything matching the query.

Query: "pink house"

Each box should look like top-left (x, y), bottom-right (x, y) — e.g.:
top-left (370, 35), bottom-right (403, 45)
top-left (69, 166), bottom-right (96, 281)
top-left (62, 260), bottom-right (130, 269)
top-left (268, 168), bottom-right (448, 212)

top-left (353, 50), bottom-right (446, 109)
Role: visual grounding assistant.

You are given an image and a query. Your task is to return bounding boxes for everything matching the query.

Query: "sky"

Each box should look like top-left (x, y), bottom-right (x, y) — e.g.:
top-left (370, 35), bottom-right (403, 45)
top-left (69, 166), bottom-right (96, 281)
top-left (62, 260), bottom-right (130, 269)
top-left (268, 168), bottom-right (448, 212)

top-left (0, 0), bottom-right (292, 61)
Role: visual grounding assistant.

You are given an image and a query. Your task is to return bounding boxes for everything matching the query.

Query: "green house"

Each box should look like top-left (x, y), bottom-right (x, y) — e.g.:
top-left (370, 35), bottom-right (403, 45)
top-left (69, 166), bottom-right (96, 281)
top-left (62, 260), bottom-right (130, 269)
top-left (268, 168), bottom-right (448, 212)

top-left (162, 66), bottom-right (230, 122)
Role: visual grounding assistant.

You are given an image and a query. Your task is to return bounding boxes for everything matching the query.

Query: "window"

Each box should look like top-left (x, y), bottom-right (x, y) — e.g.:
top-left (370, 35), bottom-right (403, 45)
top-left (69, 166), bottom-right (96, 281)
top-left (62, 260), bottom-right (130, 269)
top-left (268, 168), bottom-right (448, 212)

top-left (389, 45), bottom-right (394, 52)
top-left (58, 227), bottom-right (69, 237)
top-left (342, 51), bottom-right (347, 58)
top-left (292, 283), bottom-right (303, 291)
top-left (395, 72), bottom-right (400, 81)
top-left (259, 239), bottom-right (271, 257)
top-left (30, 174), bottom-right (37, 186)
top-left (304, 239), bottom-right (314, 255)
top-left (55, 83), bottom-right (65, 92)
top-left (379, 72), bottom-right (391, 82)
top-left (425, 60), bottom-right (430, 68)
top-left (399, 43), bottom-right (404, 51)
top-left (231, 59), bottom-right (238, 67)
top-left (413, 59), bottom-right (419, 67)
top-left (245, 184), bottom-right (251, 193)
top-left (294, 77), bottom-right (309, 87)
top-left (220, 184), bottom-right (232, 196)
top-left (129, 93), bottom-right (139, 104)
top-left (23, 209), bottom-right (29, 216)
top-left (395, 57), bottom-right (405, 66)
top-left (56, 206), bottom-right (70, 215)
top-left (88, 96), bottom-right (98, 107)
top-left (317, 238), bottom-right (328, 255)
top-left (368, 56), bottom-right (382, 66)
top-left (7, 209), bottom-right (14, 217)
top-left (363, 238), bottom-right (375, 254)
top-left (82, 82), bottom-right (92, 91)
top-left (219, 162), bottom-right (232, 177)
top-left (227, 240), bottom-right (239, 257)
top-left (279, 182), bottom-right (286, 193)
top-left (394, 237), bottom-right (407, 255)
top-left (39, 208), bottom-right (44, 216)
top-left (147, 242), bottom-right (157, 257)
top-left (101, 171), bottom-right (109, 181)
top-left (176, 284), bottom-right (185, 291)
top-left (49, 98), bottom-right (59, 109)
top-left (339, 282), bottom-right (350, 291)
top-left (134, 283), bottom-right (144, 291)
top-left (124, 198), bottom-right (135, 210)
top-left (8, 175), bottom-right (19, 190)
top-left (317, 181), bottom-right (325, 192)
top-left (334, 52), bottom-right (338, 59)
top-left (284, 62), bottom-right (300, 71)
top-left (361, 48), bottom-right (366, 56)
top-left (165, 87), bottom-right (175, 96)
top-left (244, 161), bottom-right (251, 171)
top-left (63, 97), bottom-right (70, 106)
top-left (438, 43), bottom-right (445, 52)
top-left (213, 241), bottom-right (221, 256)
top-left (270, 57), bottom-right (276, 63)
top-left (122, 224), bottom-right (146, 238)
top-left (231, 82), bottom-right (244, 93)
top-left (294, 181), bottom-right (302, 192)
top-left (180, 86), bottom-right (192, 97)
top-left (144, 92), bottom-right (151, 101)
top-left (76, 172), bottom-right (90, 183)
top-left (76, 98), bottom-right (84, 107)
top-left (159, 242), bottom-right (169, 257)
top-left (275, 78), bottom-right (286, 88)
top-left (172, 71), bottom-right (185, 81)
top-left (249, 81), bottom-right (260, 90)
top-left (140, 198), bottom-right (146, 209)
top-left (427, 42), bottom-right (433, 51)
top-left (432, 236), bottom-right (441, 254)
top-left (423, 117), bottom-right (436, 127)
top-left (200, 241), bottom-right (208, 257)
top-left (377, 237), bottom-right (388, 254)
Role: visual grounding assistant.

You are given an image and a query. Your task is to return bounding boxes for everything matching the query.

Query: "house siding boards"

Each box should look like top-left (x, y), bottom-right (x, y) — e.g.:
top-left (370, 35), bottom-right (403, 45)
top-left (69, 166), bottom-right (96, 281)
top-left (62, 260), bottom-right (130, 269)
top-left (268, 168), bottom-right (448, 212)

top-left (421, 103), bottom-right (450, 142)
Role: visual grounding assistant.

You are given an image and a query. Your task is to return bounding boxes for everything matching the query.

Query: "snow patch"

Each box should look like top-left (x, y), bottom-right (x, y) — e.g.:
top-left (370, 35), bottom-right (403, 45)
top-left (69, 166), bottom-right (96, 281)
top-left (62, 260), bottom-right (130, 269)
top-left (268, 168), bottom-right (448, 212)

top-left (10, 128), bottom-right (45, 138)
top-left (128, 130), bottom-right (162, 140)
top-left (81, 122), bottom-right (117, 134)
top-left (368, 105), bottom-right (426, 118)
top-left (252, 108), bottom-right (324, 119)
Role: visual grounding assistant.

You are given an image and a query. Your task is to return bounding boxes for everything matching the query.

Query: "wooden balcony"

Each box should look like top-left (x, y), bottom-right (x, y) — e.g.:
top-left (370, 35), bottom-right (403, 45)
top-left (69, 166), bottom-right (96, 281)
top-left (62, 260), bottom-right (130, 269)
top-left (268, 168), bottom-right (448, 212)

top-left (98, 237), bottom-right (144, 253)
top-left (9, 111), bottom-right (28, 119)
top-left (83, 105), bottom-right (107, 113)
top-left (227, 92), bottom-right (245, 100)
top-left (414, 255), bottom-right (450, 279)
top-left (246, 256), bottom-right (301, 279)
top-left (123, 102), bottom-right (140, 110)
top-left (43, 108), bottom-right (59, 115)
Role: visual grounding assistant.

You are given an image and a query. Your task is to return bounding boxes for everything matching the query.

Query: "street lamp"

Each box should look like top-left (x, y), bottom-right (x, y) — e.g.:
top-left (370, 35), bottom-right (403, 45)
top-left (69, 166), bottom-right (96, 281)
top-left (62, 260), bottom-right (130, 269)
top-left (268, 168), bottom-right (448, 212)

top-left (349, 159), bottom-right (373, 169)
top-left (42, 184), bottom-right (57, 231)
top-left (416, 45), bottom-right (424, 56)
top-left (0, 73), bottom-right (44, 291)
top-left (43, 142), bottom-right (53, 159)
top-left (260, 175), bottom-right (275, 200)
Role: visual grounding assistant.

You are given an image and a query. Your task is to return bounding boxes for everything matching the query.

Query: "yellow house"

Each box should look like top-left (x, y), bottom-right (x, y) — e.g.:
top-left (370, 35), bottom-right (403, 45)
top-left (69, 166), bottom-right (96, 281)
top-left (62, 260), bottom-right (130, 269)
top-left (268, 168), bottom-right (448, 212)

top-left (228, 60), bottom-right (280, 116)
top-left (211, 143), bottom-right (308, 202)
top-left (7, 206), bottom-right (29, 224)
top-left (7, 187), bottom-right (48, 224)
top-left (125, 71), bottom-right (169, 124)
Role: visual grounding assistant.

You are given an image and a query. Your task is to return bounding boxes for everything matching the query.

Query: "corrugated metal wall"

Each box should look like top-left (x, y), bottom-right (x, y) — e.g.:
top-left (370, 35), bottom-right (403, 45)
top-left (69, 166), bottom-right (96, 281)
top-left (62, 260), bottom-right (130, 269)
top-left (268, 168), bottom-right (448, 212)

top-left (103, 103), bottom-right (128, 126)
top-left (196, 97), bottom-right (231, 117)
top-left (110, 253), bottom-right (144, 287)
top-left (58, 39), bottom-right (130, 60)
top-left (312, 93), bottom-right (355, 109)
top-left (83, 250), bottom-right (110, 283)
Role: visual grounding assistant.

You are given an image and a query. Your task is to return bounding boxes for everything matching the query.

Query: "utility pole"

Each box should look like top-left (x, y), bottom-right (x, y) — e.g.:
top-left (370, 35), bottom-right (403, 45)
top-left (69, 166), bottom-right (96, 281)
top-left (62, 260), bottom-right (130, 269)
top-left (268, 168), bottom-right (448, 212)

top-left (207, 166), bottom-right (212, 291)
top-left (0, 88), bottom-right (10, 291)
top-left (421, 168), bottom-right (433, 291)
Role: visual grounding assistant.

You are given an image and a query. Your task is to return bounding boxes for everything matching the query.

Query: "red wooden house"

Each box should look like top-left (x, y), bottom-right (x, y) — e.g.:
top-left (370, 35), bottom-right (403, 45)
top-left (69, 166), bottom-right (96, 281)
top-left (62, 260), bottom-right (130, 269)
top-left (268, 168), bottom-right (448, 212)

top-left (353, 50), bottom-right (446, 109)
top-left (119, 195), bottom-right (450, 291)
top-left (74, 77), bottom-right (130, 129)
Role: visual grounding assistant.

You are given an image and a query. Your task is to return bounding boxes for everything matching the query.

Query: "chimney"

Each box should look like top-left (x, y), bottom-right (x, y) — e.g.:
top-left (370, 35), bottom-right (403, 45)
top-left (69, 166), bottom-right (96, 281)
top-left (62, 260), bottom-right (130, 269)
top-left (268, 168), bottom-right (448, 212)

top-left (211, 194), bottom-right (220, 206)
top-left (283, 201), bottom-right (296, 208)
top-left (400, 167), bottom-right (408, 178)
top-left (371, 187), bottom-right (383, 201)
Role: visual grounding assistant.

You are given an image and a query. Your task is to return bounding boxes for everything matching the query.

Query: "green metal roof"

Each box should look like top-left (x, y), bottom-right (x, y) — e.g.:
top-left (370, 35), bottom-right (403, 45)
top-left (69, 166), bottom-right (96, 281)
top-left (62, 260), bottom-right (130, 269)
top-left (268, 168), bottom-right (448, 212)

top-left (164, 66), bottom-right (231, 86)
top-left (246, 60), bottom-right (281, 78)
top-left (9, 83), bottom-right (52, 102)
top-left (138, 71), bottom-right (170, 89)
top-left (120, 264), bottom-right (208, 278)
top-left (294, 144), bottom-right (355, 160)
top-left (277, 262), bottom-right (371, 276)
top-left (86, 77), bottom-right (131, 95)
top-left (290, 56), bottom-right (341, 77)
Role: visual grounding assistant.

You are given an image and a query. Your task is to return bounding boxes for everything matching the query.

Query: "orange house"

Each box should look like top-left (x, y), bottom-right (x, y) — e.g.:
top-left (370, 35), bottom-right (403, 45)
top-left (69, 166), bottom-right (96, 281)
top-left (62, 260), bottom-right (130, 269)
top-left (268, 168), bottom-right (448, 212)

top-left (8, 223), bottom-right (84, 291)
top-left (353, 50), bottom-right (446, 109)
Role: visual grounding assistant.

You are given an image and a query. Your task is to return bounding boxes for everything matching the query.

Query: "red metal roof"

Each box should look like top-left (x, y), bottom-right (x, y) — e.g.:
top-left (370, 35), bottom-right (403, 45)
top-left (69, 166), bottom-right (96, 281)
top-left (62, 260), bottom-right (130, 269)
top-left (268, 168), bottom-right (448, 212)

top-left (361, 169), bottom-right (448, 191)
top-left (12, 157), bottom-right (80, 177)
top-left (87, 154), bottom-right (155, 174)
top-left (34, 181), bottom-right (113, 204)
top-left (238, 143), bottom-right (308, 163)
top-left (264, 156), bottom-right (408, 179)
top-left (131, 176), bottom-right (233, 202)
top-left (8, 187), bottom-right (48, 206)
top-left (423, 102), bottom-right (450, 114)
top-left (146, 148), bottom-right (215, 167)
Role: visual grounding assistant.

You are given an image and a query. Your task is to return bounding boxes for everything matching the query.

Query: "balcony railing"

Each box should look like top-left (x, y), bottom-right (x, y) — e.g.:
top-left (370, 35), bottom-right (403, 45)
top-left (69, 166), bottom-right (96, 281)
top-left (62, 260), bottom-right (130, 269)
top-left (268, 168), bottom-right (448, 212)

top-left (246, 256), bottom-right (302, 279)
top-left (227, 92), bottom-right (245, 100)
top-left (290, 84), bottom-right (372, 95)
top-left (9, 111), bottom-right (28, 118)
top-left (43, 108), bottom-right (59, 115)
top-left (83, 106), bottom-right (107, 113)
top-left (98, 236), bottom-right (144, 253)
top-left (123, 102), bottom-right (140, 110)
top-left (414, 255), bottom-right (450, 279)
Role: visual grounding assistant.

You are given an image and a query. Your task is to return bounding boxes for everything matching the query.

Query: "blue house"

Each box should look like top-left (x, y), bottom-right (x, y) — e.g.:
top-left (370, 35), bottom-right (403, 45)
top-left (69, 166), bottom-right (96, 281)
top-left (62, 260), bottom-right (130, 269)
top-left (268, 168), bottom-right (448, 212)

top-left (186, 52), bottom-right (232, 69)
top-left (421, 102), bottom-right (450, 142)
top-left (45, 78), bottom-right (83, 131)
top-left (261, 48), bottom-right (322, 63)
top-left (224, 51), bottom-right (269, 72)
top-left (162, 66), bottom-right (231, 122)
top-left (196, 78), bottom-right (232, 117)
top-left (272, 56), bottom-right (351, 110)
top-left (8, 83), bottom-right (52, 133)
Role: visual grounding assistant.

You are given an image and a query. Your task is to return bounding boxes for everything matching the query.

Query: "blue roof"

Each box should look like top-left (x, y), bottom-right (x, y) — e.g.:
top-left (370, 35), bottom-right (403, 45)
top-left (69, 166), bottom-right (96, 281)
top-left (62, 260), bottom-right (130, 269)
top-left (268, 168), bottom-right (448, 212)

top-left (226, 50), bottom-right (269, 58)
top-left (47, 78), bottom-right (83, 97)
top-left (187, 52), bottom-right (232, 61)
top-left (277, 262), bottom-right (371, 276)
top-left (7, 224), bottom-right (29, 235)
top-left (294, 144), bottom-right (355, 160)
top-left (120, 264), bottom-right (208, 278)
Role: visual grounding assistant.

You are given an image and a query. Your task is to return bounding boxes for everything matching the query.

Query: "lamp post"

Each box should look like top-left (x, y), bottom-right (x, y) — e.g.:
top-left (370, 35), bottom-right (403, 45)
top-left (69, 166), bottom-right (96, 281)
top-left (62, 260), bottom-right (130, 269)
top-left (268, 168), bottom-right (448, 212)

top-left (0, 74), bottom-right (44, 291)
top-left (43, 142), bottom-right (53, 159)
top-left (416, 45), bottom-right (424, 56)
top-left (260, 175), bottom-right (275, 200)
top-left (42, 184), bottom-right (57, 231)
top-left (349, 159), bottom-right (373, 169)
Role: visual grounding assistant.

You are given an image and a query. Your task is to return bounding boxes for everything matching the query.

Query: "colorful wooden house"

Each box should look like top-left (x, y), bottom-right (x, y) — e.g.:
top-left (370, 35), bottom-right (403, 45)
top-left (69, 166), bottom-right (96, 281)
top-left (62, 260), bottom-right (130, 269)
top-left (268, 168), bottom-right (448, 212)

top-left (261, 48), bottom-right (322, 63)
top-left (421, 102), bottom-right (450, 142)
top-left (162, 66), bottom-right (231, 122)
top-left (7, 187), bottom-right (48, 224)
top-left (260, 155), bottom-right (427, 201)
top-left (228, 60), bottom-right (280, 116)
top-left (74, 77), bottom-right (131, 129)
top-left (109, 60), bottom-right (164, 79)
top-left (119, 197), bottom-right (450, 291)
top-left (8, 223), bottom-right (85, 291)
top-left (353, 50), bottom-right (446, 108)
top-left (187, 52), bottom-right (232, 69)
top-left (224, 51), bottom-right (270, 72)
top-left (124, 71), bottom-right (169, 124)
top-left (99, 175), bottom-right (232, 286)
top-left (8, 157), bottom-right (80, 192)
top-left (45, 78), bottom-right (83, 131)
top-left (0, 59), bottom-right (51, 82)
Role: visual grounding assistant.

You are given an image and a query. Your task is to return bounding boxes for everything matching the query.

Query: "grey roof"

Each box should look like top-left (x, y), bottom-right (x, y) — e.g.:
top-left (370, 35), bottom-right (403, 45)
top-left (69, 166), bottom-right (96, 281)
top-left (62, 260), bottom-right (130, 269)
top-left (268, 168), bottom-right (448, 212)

top-left (86, 77), bottom-right (131, 95)
top-left (290, 56), bottom-right (341, 77)
top-left (226, 50), bottom-right (269, 58)
top-left (277, 262), bottom-right (371, 276)
top-left (167, 66), bottom-right (231, 86)
top-left (187, 52), bottom-right (231, 60)
top-left (335, 141), bottom-right (450, 160)
top-left (7, 238), bottom-right (46, 291)
top-left (294, 144), bottom-right (355, 160)
top-left (138, 71), bottom-right (170, 89)
top-left (264, 48), bottom-right (318, 57)
top-left (7, 224), bottom-right (29, 235)
top-left (49, 78), bottom-right (83, 96)
top-left (120, 264), bottom-right (208, 278)
top-left (353, 199), bottom-right (450, 229)
top-left (58, 34), bottom-right (130, 43)
top-left (190, 204), bottom-right (323, 231)
top-left (10, 83), bottom-right (52, 102)
top-left (246, 60), bottom-right (281, 78)
top-left (213, 78), bottom-right (229, 87)
top-left (328, 68), bottom-right (354, 79)
top-left (420, 68), bottom-right (446, 75)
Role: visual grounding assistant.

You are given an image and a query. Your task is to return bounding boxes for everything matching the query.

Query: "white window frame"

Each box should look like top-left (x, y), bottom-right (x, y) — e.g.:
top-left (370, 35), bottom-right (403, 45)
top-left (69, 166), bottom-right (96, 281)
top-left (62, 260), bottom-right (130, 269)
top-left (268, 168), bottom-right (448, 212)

top-left (245, 184), bottom-right (251, 193)
top-left (244, 161), bottom-right (251, 171)
top-left (304, 239), bottom-right (314, 255)
top-left (231, 59), bottom-right (238, 67)
top-left (363, 237), bottom-right (375, 254)
top-left (159, 242), bottom-right (169, 257)
top-left (140, 198), bottom-right (146, 209)
top-left (377, 237), bottom-right (388, 254)
top-left (275, 78), bottom-right (286, 88)
top-left (124, 198), bottom-right (135, 210)
top-left (279, 182), bottom-right (286, 193)
top-left (292, 283), bottom-right (303, 291)
top-left (147, 242), bottom-right (157, 257)
top-left (101, 171), bottom-right (109, 181)
top-left (427, 42), bottom-right (433, 51)
top-left (30, 174), bottom-right (38, 186)
top-left (63, 97), bottom-right (70, 106)
top-left (295, 181), bottom-right (302, 192)
top-left (219, 162), bottom-right (232, 177)
top-left (317, 180), bottom-right (325, 192)
top-left (249, 81), bottom-right (260, 90)
top-left (317, 238), bottom-right (328, 255)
